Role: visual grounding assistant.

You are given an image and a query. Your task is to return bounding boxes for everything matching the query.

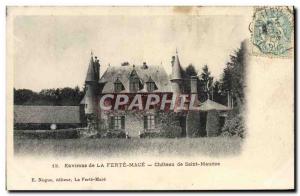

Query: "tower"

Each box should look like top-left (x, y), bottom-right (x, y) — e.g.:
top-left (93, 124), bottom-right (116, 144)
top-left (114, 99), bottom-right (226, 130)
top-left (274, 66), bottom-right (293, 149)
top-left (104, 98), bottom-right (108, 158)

top-left (80, 52), bottom-right (100, 129)
top-left (170, 50), bottom-right (184, 95)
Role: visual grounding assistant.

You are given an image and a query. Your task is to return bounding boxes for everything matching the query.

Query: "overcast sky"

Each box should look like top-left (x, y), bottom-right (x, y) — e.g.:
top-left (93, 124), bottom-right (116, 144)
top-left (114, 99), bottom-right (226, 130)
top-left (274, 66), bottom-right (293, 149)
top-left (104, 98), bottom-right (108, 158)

top-left (13, 14), bottom-right (247, 91)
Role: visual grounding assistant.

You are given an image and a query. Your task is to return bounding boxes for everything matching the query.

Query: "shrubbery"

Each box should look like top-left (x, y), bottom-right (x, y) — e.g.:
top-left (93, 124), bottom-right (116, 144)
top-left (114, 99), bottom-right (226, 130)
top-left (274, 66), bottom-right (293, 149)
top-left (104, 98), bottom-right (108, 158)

top-left (160, 124), bottom-right (182, 138)
top-left (14, 129), bottom-right (79, 139)
top-left (140, 132), bottom-right (160, 138)
top-left (102, 130), bottom-right (126, 138)
top-left (140, 125), bottom-right (182, 138)
top-left (221, 108), bottom-right (245, 138)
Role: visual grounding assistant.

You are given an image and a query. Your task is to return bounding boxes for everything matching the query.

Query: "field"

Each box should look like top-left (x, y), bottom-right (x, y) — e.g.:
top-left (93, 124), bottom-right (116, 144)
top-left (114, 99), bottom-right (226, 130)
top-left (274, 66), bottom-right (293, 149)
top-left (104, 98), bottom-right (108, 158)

top-left (14, 134), bottom-right (243, 158)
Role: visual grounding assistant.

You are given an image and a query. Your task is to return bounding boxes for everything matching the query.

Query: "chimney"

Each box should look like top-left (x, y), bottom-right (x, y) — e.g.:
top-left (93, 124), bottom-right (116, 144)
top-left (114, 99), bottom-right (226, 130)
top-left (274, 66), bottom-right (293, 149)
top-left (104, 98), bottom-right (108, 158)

top-left (142, 62), bottom-right (148, 69)
top-left (190, 76), bottom-right (198, 94)
top-left (121, 62), bottom-right (129, 66)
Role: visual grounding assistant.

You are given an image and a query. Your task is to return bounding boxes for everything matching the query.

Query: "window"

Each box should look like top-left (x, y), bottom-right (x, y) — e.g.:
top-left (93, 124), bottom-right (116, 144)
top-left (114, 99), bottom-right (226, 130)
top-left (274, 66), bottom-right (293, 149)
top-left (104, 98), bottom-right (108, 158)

top-left (144, 115), bottom-right (155, 130)
top-left (113, 116), bottom-right (122, 130)
top-left (114, 78), bottom-right (124, 93)
top-left (146, 77), bottom-right (157, 92)
top-left (147, 82), bottom-right (156, 92)
top-left (110, 116), bottom-right (125, 130)
top-left (114, 83), bottom-right (123, 93)
top-left (129, 69), bottom-right (140, 92)
top-left (130, 78), bottom-right (140, 92)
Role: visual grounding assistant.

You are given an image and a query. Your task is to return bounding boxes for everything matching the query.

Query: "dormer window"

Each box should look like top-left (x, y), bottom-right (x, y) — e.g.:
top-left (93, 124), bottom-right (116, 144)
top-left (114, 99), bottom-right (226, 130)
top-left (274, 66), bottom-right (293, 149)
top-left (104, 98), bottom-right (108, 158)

top-left (130, 78), bottom-right (140, 92)
top-left (129, 69), bottom-right (141, 92)
top-left (114, 78), bottom-right (124, 93)
top-left (146, 77), bottom-right (157, 92)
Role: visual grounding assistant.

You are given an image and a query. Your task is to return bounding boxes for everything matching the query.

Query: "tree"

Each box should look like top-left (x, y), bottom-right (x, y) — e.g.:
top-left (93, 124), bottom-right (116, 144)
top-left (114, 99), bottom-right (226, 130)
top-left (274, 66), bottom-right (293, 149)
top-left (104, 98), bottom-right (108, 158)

top-left (185, 64), bottom-right (198, 77)
top-left (14, 89), bottom-right (38, 105)
top-left (220, 41), bottom-right (246, 107)
top-left (183, 64), bottom-right (198, 94)
top-left (14, 87), bottom-right (84, 106)
top-left (212, 81), bottom-right (226, 105)
top-left (220, 41), bottom-right (247, 138)
top-left (198, 65), bottom-right (214, 101)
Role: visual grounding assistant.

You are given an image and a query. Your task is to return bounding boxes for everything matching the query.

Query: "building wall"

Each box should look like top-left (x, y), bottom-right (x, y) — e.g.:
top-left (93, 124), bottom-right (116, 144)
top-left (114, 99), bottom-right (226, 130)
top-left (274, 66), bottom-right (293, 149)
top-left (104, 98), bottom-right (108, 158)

top-left (100, 110), bottom-right (152, 138)
top-left (206, 110), bottom-right (220, 137)
top-left (100, 110), bottom-right (186, 138)
top-left (84, 82), bottom-right (99, 114)
top-left (186, 111), bottom-right (201, 137)
top-left (124, 113), bottom-right (144, 137)
top-left (171, 79), bottom-right (183, 94)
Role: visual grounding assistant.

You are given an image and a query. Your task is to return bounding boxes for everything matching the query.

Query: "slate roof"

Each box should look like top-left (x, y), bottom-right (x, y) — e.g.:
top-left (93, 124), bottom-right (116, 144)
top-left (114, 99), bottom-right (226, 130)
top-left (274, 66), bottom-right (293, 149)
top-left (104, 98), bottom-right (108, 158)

top-left (85, 56), bottom-right (97, 82)
top-left (171, 52), bottom-right (184, 80)
top-left (14, 105), bottom-right (82, 124)
top-left (99, 64), bottom-right (172, 93)
top-left (199, 99), bottom-right (231, 111)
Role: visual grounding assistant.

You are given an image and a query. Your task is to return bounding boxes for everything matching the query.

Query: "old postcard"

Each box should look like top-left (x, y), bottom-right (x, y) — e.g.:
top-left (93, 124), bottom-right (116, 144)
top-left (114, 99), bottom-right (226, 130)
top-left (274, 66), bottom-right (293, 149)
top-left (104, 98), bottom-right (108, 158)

top-left (6, 6), bottom-right (294, 190)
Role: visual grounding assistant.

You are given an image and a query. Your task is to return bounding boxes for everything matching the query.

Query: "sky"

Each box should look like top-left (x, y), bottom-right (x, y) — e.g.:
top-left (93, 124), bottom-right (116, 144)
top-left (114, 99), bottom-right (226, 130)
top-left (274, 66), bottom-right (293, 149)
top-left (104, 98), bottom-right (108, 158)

top-left (13, 14), bottom-right (247, 91)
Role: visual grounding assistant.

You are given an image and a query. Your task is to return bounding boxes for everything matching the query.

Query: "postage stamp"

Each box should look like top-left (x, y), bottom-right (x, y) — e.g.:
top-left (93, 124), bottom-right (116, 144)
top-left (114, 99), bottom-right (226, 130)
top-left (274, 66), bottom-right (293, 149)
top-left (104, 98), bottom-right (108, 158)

top-left (251, 6), bottom-right (294, 58)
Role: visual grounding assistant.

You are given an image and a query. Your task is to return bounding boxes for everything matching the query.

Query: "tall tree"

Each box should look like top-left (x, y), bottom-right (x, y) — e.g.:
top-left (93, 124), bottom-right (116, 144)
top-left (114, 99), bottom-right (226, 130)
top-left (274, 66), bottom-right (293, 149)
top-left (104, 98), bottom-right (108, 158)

top-left (185, 64), bottom-right (198, 77)
top-left (212, 81), bottom-right (226, 104)
top-left (183, 64), bottom-right (198, 94)
top-left (220, 41), bottom-right (246, 107)
top-left (220, 41), bottom-right (246, 138)
top-left (199, 65), bottom-right (214, 101)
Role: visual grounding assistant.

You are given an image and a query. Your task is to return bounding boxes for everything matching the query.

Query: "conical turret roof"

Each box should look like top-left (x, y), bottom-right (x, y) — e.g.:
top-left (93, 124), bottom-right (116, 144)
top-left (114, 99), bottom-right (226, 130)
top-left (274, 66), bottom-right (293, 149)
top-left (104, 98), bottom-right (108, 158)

top-left (171, 50), bottom-right (183, 80)
top-left (85, 54), bottom-right (96, 82)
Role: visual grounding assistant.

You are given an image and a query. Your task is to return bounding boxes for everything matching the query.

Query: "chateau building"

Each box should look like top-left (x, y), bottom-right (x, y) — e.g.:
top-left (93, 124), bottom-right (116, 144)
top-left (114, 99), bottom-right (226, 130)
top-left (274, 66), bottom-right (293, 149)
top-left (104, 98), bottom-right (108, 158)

top-left (80, 51), bottom-right (230, 138)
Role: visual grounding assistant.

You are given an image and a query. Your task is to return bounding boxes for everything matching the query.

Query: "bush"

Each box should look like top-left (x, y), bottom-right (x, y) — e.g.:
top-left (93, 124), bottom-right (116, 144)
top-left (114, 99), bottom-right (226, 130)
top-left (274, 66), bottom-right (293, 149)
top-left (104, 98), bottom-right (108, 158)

top-left (14, 129), bottom-right (79, 139)
top-left (102, 130), bottom-right (126, 138)
top-left (159, 125), bottom-right (182, 138)
top-left (140, 125), bottom-right (182, 138)
top-left (221, 109), bottom-right (245, 138)
top-left (140, 132), bottom-right (160, 138)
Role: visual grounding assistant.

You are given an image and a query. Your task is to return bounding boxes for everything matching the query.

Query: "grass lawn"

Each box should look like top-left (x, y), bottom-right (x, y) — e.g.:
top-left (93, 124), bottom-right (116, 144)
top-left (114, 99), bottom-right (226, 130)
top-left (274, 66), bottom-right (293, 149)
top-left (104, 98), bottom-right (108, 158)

top-left (14, 135), bottom-right (243, 158)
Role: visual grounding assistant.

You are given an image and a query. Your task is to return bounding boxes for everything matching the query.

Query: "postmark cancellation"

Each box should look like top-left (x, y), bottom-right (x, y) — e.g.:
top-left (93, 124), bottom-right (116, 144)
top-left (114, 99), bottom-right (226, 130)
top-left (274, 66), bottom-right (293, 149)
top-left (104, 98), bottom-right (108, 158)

top-left (251, 6), bottom-right (294, 58)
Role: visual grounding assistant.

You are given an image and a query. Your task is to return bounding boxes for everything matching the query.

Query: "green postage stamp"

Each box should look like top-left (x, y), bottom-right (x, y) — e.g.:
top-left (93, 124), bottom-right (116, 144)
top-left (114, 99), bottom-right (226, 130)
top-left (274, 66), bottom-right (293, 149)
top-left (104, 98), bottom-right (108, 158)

top-left (251, 6), bottom-right (294, 58)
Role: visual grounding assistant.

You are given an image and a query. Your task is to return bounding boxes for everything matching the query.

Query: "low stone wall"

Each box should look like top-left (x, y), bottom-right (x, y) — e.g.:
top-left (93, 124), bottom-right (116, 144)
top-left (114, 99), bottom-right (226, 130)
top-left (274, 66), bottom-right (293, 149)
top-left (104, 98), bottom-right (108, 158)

top-left (14, 129), bottom-right (80, 139)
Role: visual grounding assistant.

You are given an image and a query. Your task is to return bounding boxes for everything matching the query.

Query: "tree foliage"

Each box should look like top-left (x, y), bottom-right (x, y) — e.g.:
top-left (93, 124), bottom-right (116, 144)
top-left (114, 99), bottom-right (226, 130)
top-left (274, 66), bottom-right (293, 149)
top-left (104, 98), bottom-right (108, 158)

top-left (185, 64), bottom-right (198, 77)
top-left (220, 41), bottom-right (246, 138)
top-left (198, 65), bottom-right (214, 101)
top-left (220, 41), bottom-right (246, 107)
top-left (181, 42), bottom-right (246, 138)
top-left (14, 86), bottom-right (84, 106)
